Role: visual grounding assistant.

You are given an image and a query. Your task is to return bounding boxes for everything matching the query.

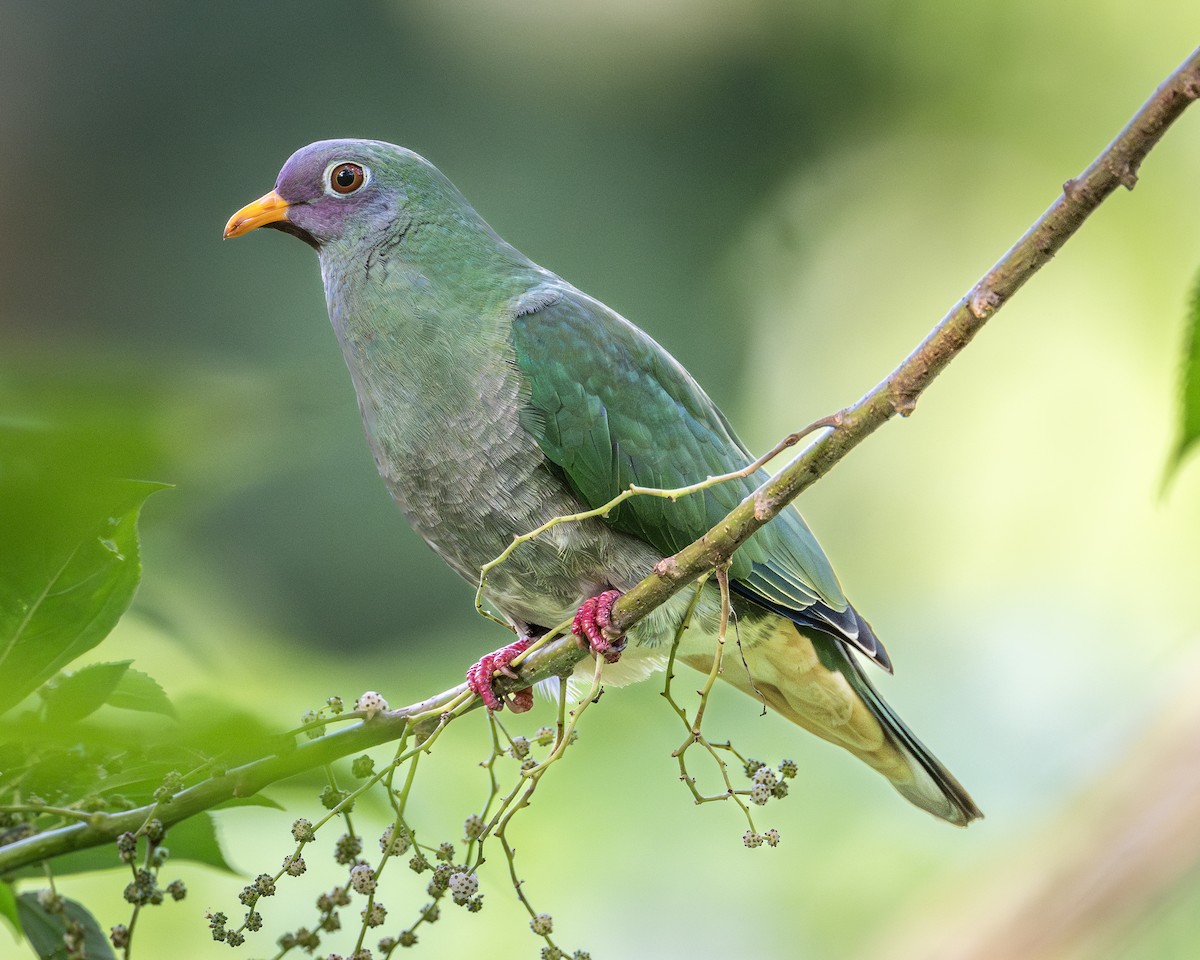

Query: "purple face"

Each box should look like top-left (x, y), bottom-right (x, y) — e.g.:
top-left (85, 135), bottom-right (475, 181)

top-left (225, 139), bottom-right (470, 255)
top-left (259, 140), bottom-right (406, 250)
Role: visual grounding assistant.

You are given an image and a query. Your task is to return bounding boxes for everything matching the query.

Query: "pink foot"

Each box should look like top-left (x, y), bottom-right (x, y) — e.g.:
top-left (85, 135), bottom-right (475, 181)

top-left (466, 638), bottom-right (534, 713)
top-left (571, 589), bottom-right (626, 664)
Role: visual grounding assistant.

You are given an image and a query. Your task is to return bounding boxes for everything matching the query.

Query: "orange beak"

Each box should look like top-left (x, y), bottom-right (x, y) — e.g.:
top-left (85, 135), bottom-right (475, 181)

top-left (223, 190), bottom-right (290, 239)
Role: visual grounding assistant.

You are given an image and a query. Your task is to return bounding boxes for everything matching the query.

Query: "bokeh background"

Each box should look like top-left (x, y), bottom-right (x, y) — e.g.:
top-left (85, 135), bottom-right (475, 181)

top-left (3, 2), bottom-right (1200, 958)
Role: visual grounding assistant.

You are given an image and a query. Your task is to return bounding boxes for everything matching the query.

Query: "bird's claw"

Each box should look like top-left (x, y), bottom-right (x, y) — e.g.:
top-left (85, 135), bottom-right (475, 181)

top-left (571, 589), bottom-right (625, 664)
top-left (466, 637), bottom-right (533, 712)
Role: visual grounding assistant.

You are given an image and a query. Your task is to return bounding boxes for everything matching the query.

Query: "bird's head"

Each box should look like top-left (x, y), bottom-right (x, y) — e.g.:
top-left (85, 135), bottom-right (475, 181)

top-left (224, 139), bottom-right (453, 252)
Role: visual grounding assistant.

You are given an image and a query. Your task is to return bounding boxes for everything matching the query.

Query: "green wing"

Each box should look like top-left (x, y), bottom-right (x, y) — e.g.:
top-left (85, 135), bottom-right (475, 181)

top-left (510, 284), bottom-right (888, 660)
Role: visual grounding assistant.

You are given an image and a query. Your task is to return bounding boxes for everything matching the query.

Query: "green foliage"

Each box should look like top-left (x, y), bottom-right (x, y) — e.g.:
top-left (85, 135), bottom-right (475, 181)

top-left (0, 425), bottom-right (247, 956)
top-left (0, 881), bottom-right (19, 937)
top-left (41, 662), bottom-right (136, 725)
top-left (0, 460), bottom-right (164, 717)
top-left (1169, 268), bottom-right (1200, 480)
top-left (103, 668), bottom-right (176, 719)
top-left (15, 893), bottom-right (115, 960)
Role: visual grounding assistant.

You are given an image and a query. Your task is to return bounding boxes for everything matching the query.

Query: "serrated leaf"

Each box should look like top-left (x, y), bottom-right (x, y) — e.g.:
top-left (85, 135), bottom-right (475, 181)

top-left (168, 811), bottom-right (236, 874)
top-left (16, 893), bottom-right (114, 960)
top-left (0, 882), bottom-right (19, 938)
top-left (106, 666), bottom-right (176, 718)
top-left (0, 479), bottom-right (165, 717)
top-left (41, 661), bottom-right (132, 724)
top-left (1168, 268), bottom-right (1200, 482)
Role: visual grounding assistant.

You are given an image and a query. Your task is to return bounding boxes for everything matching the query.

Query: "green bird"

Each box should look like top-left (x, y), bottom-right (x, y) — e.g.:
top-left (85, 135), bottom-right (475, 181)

top-left (225, 140), bottom-right (981, 825)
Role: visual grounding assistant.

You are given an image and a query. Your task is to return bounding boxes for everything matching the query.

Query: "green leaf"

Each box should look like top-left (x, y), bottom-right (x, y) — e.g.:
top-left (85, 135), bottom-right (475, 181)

top-left (167, 811), bottom-right (236, 874)
top-left (0, 882), bottom-right (19, 938)
top-left (1168, 267), bottom-right (1200, 481)
top-left (41, 661), bottom-right (132, 724)
top-left (106, 667), bottom-right (176, 718)
top-left (16, 893), bottom-right (115, 960)
top-left (0, 479), bottom-right (165, 717)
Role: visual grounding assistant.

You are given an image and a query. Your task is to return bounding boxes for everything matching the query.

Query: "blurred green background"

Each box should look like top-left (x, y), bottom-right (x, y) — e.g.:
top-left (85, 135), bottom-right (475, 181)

top-left (4, 2), bottom-right (1200, 958)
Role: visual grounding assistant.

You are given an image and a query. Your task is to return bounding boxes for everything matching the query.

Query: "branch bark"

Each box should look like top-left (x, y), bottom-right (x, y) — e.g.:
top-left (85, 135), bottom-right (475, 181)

top-left (1, 45), bottom-right (1197, 879)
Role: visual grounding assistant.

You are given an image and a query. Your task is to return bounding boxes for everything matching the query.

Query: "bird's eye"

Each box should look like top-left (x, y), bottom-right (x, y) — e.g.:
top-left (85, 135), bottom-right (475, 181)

top-left (330, 162), bottom-right (366, 195)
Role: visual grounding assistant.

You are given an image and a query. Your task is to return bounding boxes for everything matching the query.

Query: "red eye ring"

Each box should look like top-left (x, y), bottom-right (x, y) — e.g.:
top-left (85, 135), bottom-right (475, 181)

top-left (330, 162), bottom-right (366, 195)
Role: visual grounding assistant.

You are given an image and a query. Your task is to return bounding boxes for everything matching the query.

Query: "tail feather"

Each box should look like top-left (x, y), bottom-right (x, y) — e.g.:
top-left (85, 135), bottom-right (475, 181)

top-left (834, 642), bottom-right (982, 825)
top-left (685, 616), bottom-right (982, 826)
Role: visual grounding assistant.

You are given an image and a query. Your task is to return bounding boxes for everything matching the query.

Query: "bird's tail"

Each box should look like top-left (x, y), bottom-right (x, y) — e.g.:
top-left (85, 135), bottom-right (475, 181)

top-left (684, 620), bottom-right (982, 826)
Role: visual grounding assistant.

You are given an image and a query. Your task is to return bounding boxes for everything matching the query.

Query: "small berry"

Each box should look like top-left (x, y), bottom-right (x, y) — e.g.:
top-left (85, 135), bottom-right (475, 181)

top-left (520, 757), bottom-right (538, 773)
top-left (167, 879), bottom-right (187, 901)
top-left (377, 939), bottom-right (397, 953)
top-left (327, 696), bottom-right (344, 714)
top-left (145, 818), bottom-right (166, 843)
top-left (463, 814), bottom-right (485, 840)
top-left (245, 910), bottom-right (263, 932)
top-left (255, 873), bottom-right (277, 896)
top-left (779, 759), bottom-right (799, 779)
top-left (466, 896), bottom-right (484, 913)
top-left (335, 833), bottom-right (363, 864)
top-left (530, 913), bottom-right (554, 936)
top-left (320, 785), bottom-right (351, 811)
top-left (750, 783), bottom-right (771, 805)
top-left (363, 902), bottom-right (387, 927)
top-left (421, 901), bottom-right (440, 923)
top-left (534, 725), bottom-right (555, 744)
top-left (763, 828), bottom-right (781, 847)
top-left (771, 780), bottom-right (789, 800)
top-left (427, 863), bottom-right (453, 895)
top-left (116, 831), bottom-right (137, 863)
top-left (350, 864), bottom-right (376, 895)
top-left (447, 871), bottom-right (479, 904)
top-left (752, 766), bottom-right (777, 789)
top-left (151, 846), bottom-right (170, 867)
top-left (352, 755), bottom-right (375, 778)
top-left (509, 736), bottom-right (530, 759)
top-left (541, 947), bottom-right (564, 960)
top-left (573, 952), bottom-right (592, 960)
top-left (435, 841), bottom-right (455, 862)
top-left (398, 930), bottom-right (417, 947)
top-left (380, 823), bottom-right (411, 856)
top-left (743, 757), bottom-right (765, 778)
top-left (295, 927), bottom-right (322, 949)
top-left (354, 691), bottom-right (388, 718)
top-left (110, 925), bottom-right (130, 949)
top-left (285, 854), bottom-right (307, 876)
top-left (37, 889), bottom-right (64, 913)
top-left (743, 830), bottom-right (763, 848)
top-left (292, 818), bottom-right (315, 842)
top-left (408, 852), bottom-right (430, 873)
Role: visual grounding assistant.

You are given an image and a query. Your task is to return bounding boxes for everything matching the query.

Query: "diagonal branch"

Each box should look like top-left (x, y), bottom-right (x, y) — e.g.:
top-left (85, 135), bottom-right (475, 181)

top-left (1, 46), bottom-right (1197, 879)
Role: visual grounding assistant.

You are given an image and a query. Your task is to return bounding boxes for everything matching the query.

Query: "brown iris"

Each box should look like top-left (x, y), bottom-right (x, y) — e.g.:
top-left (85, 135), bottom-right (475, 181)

top-left (330, 162), bottom-right (366, 195)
